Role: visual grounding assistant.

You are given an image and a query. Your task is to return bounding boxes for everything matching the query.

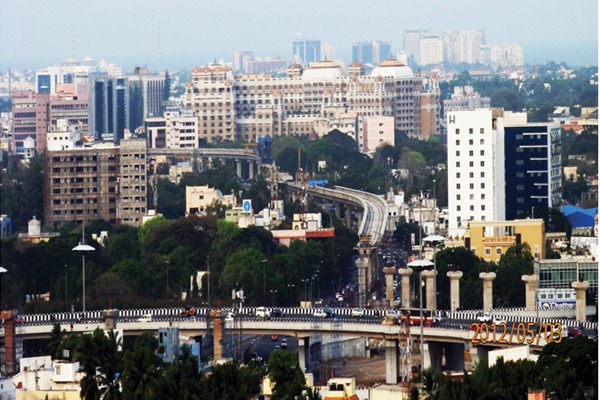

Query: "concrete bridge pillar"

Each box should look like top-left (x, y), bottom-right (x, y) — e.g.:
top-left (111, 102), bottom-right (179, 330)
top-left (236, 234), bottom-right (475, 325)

top-left (422, 270), bottom-right (436, 311)
top-left (447, 271), bottom-right (463, 311)
top-left (444, 343), bottom-right (465, 371)
top-left (102, 309), bottom-right (119, 330)
top-left (356, 257), bottom-right (369, 308)
top-left (248, 161), bottom-right (254, 180)
top-left (383, 266), bottom-right (396, 305)
top-left (572, 280), bottom-right (590, 321)
top-left (398, 268), bottom-right (413, 309)
top-left (465, 343), bottom-right (490, 372)
top-left (385, 339), bottom-right (399, 384)
top-left (423, 341), bottom-right (443, 372)
top-left (297, 337), bottom-right (310, 372)
top-left (335, 202), bottom-right (342, 219)
top-left (521, 274), bottom-right (538, 311)
top-left (479, 272), bottom-right (496, 311)
top-left (235, 159), bottom-right (242, 178)
top-left (210, 310), bottom-right (224, 361)
top-left (345, 208), bottom-right (352, 228)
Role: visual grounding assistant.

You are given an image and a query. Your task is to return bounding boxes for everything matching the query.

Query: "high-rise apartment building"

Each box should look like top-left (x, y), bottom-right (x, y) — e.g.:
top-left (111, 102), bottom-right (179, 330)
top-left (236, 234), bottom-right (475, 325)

top-left (35, 60), bottom-right (93, 95)
top-left (11, 91), bottom-right (50, 154)
top-left (127, 67), bottom-right (170, 131)
top-left (419, 33), bottom-right (444, 66)
top-left (145, 109), bottom-right (199, 148)
top-left (44, 139), bottom-right (149, 229)
top-left (292, 38), bottom-right (321, 65)
top-left (403, 30), bottom-right (424, 66)
top-left (181, 60), bottom-right (439, 143)
top-left (233, 51), bottom-right (254, 73)
top-left (479, 44), bottom-right (524, 67)
top-left (447, 108), bottom-right (561, 237)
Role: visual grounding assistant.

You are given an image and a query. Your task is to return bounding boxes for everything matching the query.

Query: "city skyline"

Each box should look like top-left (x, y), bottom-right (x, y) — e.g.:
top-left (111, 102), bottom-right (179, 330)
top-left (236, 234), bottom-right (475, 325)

top-left (1, 0), bottom-right (598, 71)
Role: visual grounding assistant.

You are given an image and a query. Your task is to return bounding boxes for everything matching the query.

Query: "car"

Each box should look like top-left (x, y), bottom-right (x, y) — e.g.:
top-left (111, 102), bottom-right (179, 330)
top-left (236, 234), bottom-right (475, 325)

top-left (256, 306), bottom-right (271, 319)
top-left (274, 345), bottom-right (281, 351)
top-left (271, 308), bottom-right (284, 318)
top-left (492, 316), bottom-right (506, 325)
top-left (568, 327), bottom-right (583, 338)
top-left (225, 312), bottom-right (235, 322)
top-left (137, 314), bottom-right (152, 323)
top-left (271, 335), bottom-right (279, 341)
top-left (281, 338), bottom-right (288, 349)
top-left (476, 312), bottom-right (492, 323)
top-left (351, 308), bottom-right (365, 317)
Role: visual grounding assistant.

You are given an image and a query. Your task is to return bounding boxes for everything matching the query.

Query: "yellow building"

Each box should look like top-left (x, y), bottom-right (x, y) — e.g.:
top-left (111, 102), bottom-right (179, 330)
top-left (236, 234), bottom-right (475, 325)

top-left (466, 219), bottom-right (545, 263)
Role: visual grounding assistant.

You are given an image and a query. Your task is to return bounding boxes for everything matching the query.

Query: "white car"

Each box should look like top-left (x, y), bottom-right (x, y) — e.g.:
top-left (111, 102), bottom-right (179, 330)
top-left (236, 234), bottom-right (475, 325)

top-left (476, 312), bottom-right (492, 323)
top-left (313, 310), bottom-right (328, 318)
top-left (351, 308), bottom-right (365, 317)
top-left (137, 314), bottom-right (152, 323)
top-left (492, 316), bottom-right (507, 325)
top-left (256, 307), bottom-right (271, 319)
top-left (225, 312), bottom-right (235, 322)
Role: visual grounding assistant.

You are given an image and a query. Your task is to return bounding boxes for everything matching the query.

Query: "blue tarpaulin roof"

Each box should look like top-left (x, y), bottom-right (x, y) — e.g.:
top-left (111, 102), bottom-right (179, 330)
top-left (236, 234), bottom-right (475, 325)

top-left (561, 205), bottom-right (597, 228)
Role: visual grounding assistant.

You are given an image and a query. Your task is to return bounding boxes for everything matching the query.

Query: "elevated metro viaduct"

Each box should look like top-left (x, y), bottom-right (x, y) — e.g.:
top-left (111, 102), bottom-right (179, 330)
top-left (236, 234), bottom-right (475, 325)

top-left (287, 184), bottom-right (388, 308)
top-left (147, 148), bottom-right (261, 180)
top-left (3, 309), bottom-right (552, 384)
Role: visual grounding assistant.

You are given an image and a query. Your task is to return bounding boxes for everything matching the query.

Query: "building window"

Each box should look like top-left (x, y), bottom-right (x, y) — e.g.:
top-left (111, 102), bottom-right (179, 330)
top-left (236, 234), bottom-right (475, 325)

top-left (480, 150), bottom-right (485, 156)
top-left (480, 139), bottom-right (484, 145)
top-left (456, 151), bottom-right (460, 156)
top-left (470, 194), bottom-right (474, 200)
top-left (455, 128), bottom-right (460, 135)
top-left (456, 172), bottom-right (461, 178)
top-left (456, 140), bottom-right (460, 145)
top-left (469, 161), bottom-right (474, 167)
top-left (456, 161), bottom-right (460, 167)
top-left (496, 248), bottom-right (503, 255)
top-left (481, 183), bottom-right (485, 188)
top-left (457, 194), bottom-right (461, 200)
top-left (481, 205), bottom-right (486, 210)
top-left (469, 150), bottom-right (473, 156)
top-left (480, 172), bottom-right (485, 177)
top-left (481, 193), bottom-right (485, 199)
top-left (469, 139), bottom-right (473, 145)
top-left (470, 205), bottom-right (474, 211)
top-left (456, 184), bottom-right (461, 189)
top-left (517, 197), bottom-right (524, 203)
top-left (469, 128), bottom-right (473, 134)
top-left (480, 161), bottom-right (485, 166)
top-left (470, 183), bottom-right (474, 189)
top-left (469, 172), bottom-right (474, 178)
top-left (457, 206), bottom-right (461, 211)
top-left (480, 128), bottom-right (484, 134)
top-left (485, 248), bottom-right (491, 255)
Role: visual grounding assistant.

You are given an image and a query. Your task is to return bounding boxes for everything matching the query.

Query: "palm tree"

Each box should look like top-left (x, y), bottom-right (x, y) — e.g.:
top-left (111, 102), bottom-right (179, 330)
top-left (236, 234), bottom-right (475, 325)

top-left (164, 345), bottom-right (202, 399)
top-left (122, 345), bottom-right (162, 399)
top-left (96, 330), bottom-right (123, 400)
top-left (47, 323), bottom-right (65, 359)
top-left (304, 387), bottom-right (323, 400)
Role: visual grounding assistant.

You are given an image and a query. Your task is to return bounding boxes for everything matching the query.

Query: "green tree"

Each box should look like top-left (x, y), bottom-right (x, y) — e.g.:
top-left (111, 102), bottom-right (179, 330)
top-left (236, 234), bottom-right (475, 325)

top-left (495, 243), bottom-right (534, 308)
top-left (267, 350), bottom-right (307, 399)
top-left (47, 323), bottom-right (65, 359)
top-left (162, 344), bottom-right (202, 400)
top-left (122, 333), bottom-right (163, 400)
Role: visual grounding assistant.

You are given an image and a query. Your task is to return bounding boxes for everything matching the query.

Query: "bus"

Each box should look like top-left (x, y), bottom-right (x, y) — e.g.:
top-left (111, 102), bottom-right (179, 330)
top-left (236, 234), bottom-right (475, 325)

top-left (537, 288), bottom-right (576, 310)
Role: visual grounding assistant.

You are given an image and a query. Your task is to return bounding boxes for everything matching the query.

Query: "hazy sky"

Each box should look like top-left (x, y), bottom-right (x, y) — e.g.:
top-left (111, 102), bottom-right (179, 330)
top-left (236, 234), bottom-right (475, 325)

top-left (1, 0), bottom-right (598, 71)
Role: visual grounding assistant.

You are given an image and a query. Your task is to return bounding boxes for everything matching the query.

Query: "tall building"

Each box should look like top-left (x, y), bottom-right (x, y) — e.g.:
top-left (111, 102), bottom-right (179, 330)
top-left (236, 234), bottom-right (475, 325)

top-left (11, 90), bottom-right (50, 155)
top-left (181, 60), bottom-right (439, 143)
top-left (503, 123), bottom-right (562, 219)
top-left (352, 41), bottom-right (392, 65)
top-left (292, 38), bottom-right (321, 65)
top-left (403, 30), bottom-right (424, 66)
top-left (44, 139), bottom-right (149, 229)
top-left (127, 67), bottom-right (170, 131)
top-left (419, 33), bottom-right (444, 66)
top-left (35, 59), bottom-right (93, 95)
top-left (442, 86), bottom-right (491, 134)
top-left (321, 43), bottom-right (336, 62)
top-left (89, 74), bottom-right (129, 142)
top-left (233, 51), bottom-right (254, 73)
top-left (447, 108), bottom-right (561, 237)
top-left (89, 68), bottom-right (168, 143)
top-left (480, 44), bottom-right (524, 67)
top-left (145, 109), bottom-right (199, 148)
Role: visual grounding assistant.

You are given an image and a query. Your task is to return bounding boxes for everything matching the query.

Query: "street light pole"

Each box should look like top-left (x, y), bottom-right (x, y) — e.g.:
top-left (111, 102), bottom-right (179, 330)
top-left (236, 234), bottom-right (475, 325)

top-left (65, 264), bottom-right (68, 307)
top-left (206, 255), bottom-right (210, 309)
top-left (286, 284), bottom-right (295, 306)
top-left (165, 260), bottom-right (170, 300)
top-left (262, 259), bottom-right (267, 305)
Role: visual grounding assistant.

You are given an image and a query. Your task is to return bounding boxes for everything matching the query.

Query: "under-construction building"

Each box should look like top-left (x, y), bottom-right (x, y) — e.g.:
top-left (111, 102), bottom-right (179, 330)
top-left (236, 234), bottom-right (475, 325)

top-left (43, 138), bottom-right (148, 229)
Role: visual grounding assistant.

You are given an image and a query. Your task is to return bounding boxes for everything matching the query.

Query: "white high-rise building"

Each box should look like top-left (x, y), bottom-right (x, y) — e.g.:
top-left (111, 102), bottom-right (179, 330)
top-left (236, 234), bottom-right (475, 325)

top-left (403, 30), bottom-right (424, 65)
top-left (447, 108), bottom-right (506, 238)
top-left (419, 33), bottom-right (444, 66)
top-left (321, 43), bottom-right (337, 62)
top-left (481, 44), bottom-right (524, 67)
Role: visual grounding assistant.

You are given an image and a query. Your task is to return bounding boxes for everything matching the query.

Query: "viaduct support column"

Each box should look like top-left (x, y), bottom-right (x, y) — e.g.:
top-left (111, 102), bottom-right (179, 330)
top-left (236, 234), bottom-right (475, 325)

top-left (102, 309), bottom-right (119, 330)
top-left (422, 270), bottom-right (436, 311)
top-left (335, 203), bottom-right (342, 219)
top-left (479, 272), bottom-right (496, 312)
top-left (572, 280), bottom-right (590, 322)
top-left (248, 161), bottom-right (254, 180)
top-left (356, 257), bottom-right (369, 308)
top-left (235, 159), bottom-right (242, 178)
top-left (385, 339), bottom-right (398, 384)
top-left (398, 268), bottom-right (413, 309)
top-left (383, 266), bottom-right (396, 305)
top-left (210, 310), bottom-right (224, 361)
top-left (447, 271), bottom-right (463, 311)
top-left (297, 337), bottom-right (310, 372)
top-left (345, 208), bottom-right (352, 228)
top-left (521, 274), bottom-right (538, 311)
